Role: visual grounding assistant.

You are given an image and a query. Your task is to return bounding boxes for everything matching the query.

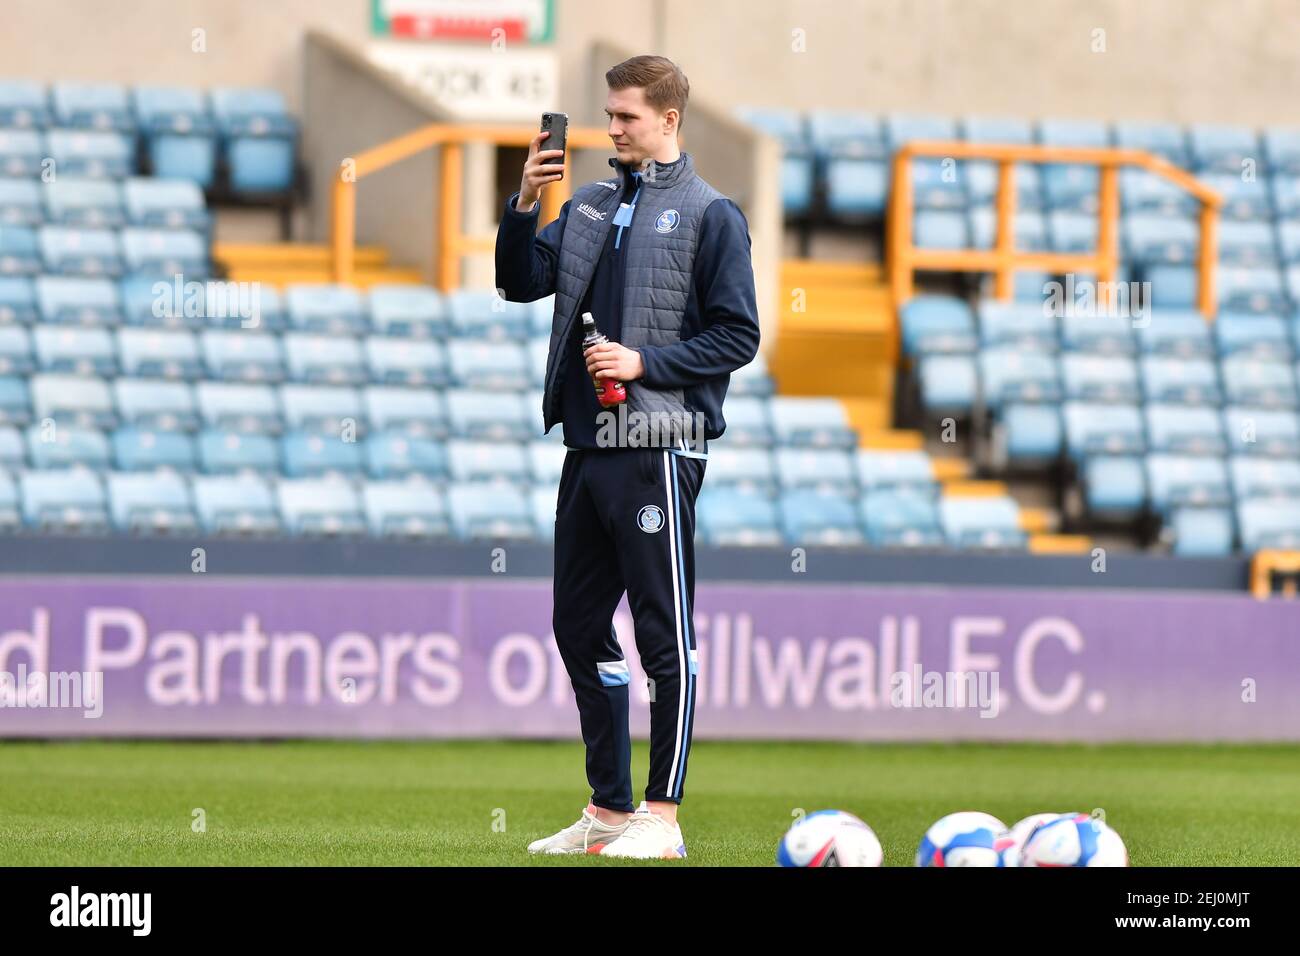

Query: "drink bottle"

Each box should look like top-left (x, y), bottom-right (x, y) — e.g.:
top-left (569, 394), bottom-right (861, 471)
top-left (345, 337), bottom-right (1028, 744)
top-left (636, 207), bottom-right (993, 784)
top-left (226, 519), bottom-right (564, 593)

top-left (580, 312), bottom-right (627, 407)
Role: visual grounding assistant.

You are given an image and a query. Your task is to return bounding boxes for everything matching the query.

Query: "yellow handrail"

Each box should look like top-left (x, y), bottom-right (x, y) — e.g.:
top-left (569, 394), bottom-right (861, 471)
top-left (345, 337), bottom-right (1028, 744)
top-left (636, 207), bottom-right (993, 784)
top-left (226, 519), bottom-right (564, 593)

top-left (1250, 548), bottom-right (1300, 599)
top-left (888, 142), bottom-right (1223, 319)
top-left (330, 123), bottom-right (612, 288)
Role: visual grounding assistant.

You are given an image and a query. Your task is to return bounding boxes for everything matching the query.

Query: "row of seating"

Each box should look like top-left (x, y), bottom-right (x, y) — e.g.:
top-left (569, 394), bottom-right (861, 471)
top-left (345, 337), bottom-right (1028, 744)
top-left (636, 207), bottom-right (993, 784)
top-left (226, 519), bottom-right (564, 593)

top-left (0, 82), bottom-right (296, 191)
top-left (0, 176), bottom-right (208, 229)
top-left (0, 225), bottom-right (209, 277)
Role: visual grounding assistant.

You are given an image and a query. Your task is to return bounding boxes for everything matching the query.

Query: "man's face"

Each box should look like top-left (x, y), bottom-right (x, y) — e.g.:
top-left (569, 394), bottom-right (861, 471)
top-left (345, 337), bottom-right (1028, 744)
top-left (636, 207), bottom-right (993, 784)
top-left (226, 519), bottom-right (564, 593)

top-left (604, 86), bottom-right (672, 167)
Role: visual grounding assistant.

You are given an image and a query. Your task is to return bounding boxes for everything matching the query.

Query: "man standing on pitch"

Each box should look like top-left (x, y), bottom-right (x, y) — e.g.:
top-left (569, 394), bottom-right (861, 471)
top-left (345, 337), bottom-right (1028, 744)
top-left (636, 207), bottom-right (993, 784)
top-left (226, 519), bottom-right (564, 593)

top-left (495, 55), bottom-right (760, 859)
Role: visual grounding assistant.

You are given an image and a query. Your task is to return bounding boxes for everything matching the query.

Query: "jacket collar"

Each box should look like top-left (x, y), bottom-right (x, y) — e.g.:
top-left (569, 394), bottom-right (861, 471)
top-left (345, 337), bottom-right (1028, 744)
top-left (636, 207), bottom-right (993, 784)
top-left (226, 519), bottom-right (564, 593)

top-left (608, 151), bottom-right (694, 189)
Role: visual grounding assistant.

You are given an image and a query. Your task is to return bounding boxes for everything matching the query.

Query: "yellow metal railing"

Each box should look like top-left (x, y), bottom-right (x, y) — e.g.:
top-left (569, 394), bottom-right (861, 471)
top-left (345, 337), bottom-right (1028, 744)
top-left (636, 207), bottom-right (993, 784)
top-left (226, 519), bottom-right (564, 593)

top-left (1250, 548), bottom-right (1300, 599)
top-left (888, 142), bottom-right (1223, 318)
top-left (331, 123), bottom-right (611, 288)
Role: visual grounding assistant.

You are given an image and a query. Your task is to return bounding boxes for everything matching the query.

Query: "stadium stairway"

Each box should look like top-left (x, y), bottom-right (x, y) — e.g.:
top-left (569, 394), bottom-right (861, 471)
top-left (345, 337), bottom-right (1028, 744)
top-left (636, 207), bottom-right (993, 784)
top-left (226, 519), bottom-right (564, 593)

top-left (213, 242), bottom-right (425, 288)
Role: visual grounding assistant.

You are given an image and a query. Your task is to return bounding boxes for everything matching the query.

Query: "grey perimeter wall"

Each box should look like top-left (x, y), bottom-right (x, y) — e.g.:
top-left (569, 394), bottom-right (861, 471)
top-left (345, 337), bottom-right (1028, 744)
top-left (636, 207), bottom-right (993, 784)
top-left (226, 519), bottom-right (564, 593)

top-left (0, 535), bottom-right (1250, 592)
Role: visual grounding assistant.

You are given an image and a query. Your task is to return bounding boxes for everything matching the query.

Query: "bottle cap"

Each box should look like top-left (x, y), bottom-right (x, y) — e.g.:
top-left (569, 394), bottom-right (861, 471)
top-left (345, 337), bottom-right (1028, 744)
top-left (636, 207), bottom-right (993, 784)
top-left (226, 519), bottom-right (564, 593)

top-left (581, 312), bottom-right (595, 329)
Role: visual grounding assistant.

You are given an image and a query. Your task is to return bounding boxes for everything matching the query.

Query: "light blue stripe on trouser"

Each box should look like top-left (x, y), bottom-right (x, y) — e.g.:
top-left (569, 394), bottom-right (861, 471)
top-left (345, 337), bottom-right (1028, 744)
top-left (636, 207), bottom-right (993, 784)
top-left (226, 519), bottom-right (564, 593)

top-left (668, 435), bottom-right (709, 460)
top-left (668, 450), bottom-right (696, 799)
top-left (597, 659), bottom-right (630, 687)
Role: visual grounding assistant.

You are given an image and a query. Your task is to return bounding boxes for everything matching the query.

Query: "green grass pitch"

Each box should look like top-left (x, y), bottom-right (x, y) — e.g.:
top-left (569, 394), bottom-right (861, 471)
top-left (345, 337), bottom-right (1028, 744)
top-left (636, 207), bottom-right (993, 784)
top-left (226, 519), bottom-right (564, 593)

top-left (2, 740), bottom-right (1298, 865)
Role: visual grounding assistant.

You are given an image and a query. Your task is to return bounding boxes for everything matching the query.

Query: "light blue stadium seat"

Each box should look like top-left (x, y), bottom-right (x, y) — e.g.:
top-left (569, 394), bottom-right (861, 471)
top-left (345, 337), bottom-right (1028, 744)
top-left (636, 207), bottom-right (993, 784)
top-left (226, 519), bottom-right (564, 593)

top-left (729, 351), bottom-right (775, 397)
top-left (1278, 222), bottom-right (1300, 264)
top-left (734, 107), bottom-right (807, 151)
top-left (977, 300), bottom-right (1058, 351)
top-left (1113, 121), bottom-right (1190, 167)
top-left (111, 426), bottom-right (196, 471)
top-left (0, 426), bottom-right (22, 468)
top-left (107, 470), bottom-right (196, 533)
top-left (276, 476), bottom-right (366, 536)
top-left (779, 488), bottom-right (866, 546)
top-left (279, 384), bottom-right (363, 434)
top-left (855, 449), bottom-right (936, 494)
top-left (719, 395), bottom-right (774, 446)
top-left (1060, 310), bottom-right (1137, 355)
top-left (446, 438), bottom-right (529, 484)
top-left (285, 283), bottom-right (367, 334)
top-left (1139, 356), bottom-right (1221, 405)
top-left (860, 488), bottom-right (945, 548)
top-left (0, 224), bottom-right (42, 274)
top-left (446, 481), bottom-right (534, 541)
top-left (1188, 124), bottom-right (1258, 173)
top-left (200, 329), bottom-right (284, 382)
top-left (1063, 401), bottom-right (1145, 460)
top-left (364, 385), bottom-right (446, 437)
top-left (444, 388), bottom-right (532, 441)
top-left (281, 430), bottom-right (365, 476)
top-left (823, 158), bottom-right (888, 217)
top-left (998, 403), bottom-right (1064, 461)
top-left (1146, 265), bottom-right (1198, 309)
top-left (123, 178), bottom-right (210, 230)
top-left (526, 336), bottom-right (548, 388)
top-left (0, 468), bottom-right (17, 530)
top-left (368, 284), bottom-right (449, 339)
top-left (1229, 455), bottom-right (1300, 500)
top-left (918, 354), bottom-right (978, 415)
top-left (696, 486), bottom-right (783, 547)
top-left (774, 446), bottom-right (857, 496)
top-left (914, 207), bottom-right (970, 248)
top-left (1061, 353), bottom-right (1140, 403)
top-left (1137, 309), bottom-right (1213, 357)
top-left (1043, 211), bottom-right (1095, 253)
top-left (1263, 128), bottom-right (1300, 175)
top-left (283, 332), bottom-right (367, 385)
top-left (1223, 405), bottom-right (1300, 456)
top-left (703, 446), bottom-right (777, 496)
top-left (526, 438), bottom-right (566, 484)
top-left (910, 158), bottom-right (968, 210)
top-left (133, 87), bottom-right (216, 187)
top-left (1123, 214), bottom-right (1198, 265)
top-left (962, 116), bottom-right (1033, 144)
top-left (768, 395), bottom-right (857, 448)
top-left (885, 114), bottom-right (958, 152)
top-left (447, 289), bottom-right (531, 340)
top-left (114, 378), bottom-right (197, 431)
top-left (1119, 168), bottom-right (1198, 218)
top-left (980, 349), bottom-right (1061, 410)
top-left (0, 129), bottom-right (44, 177)
top-left (447, 338), bottom-right (528, 389)
top-left (1041, 164), bottom-right (1099, 212)
top-left (26, 423), bottom-right (110, 470)
top-left (40, 225), bottom-right (123, 276)
top-left (1037, 118), bottom-right (1110, 147)
top-left (20, 467), bottom-right (109, 533)
top-left (1200, 173), bottom-right (1271, 221)
top-left (1166, 507), bottom-right (1235, 556)
top-left (1275, 179), bottom-right (1300, 220)
top-left (120, 227), bottom-right (208, 277)
top-left (1082, 455), bottom-right (1146, 516)
top-left (530, 483), bottom-right (558, 542)
top-left (1237, 498), bottom-right (1300, 550)
top-left (0, 178), bottom-right (42, 227)
top-left (52, 82), bottom-right (133, 132)
top-left (0, 376), bottom-right (29, 425)
top-left (1145, 454), bottom-right (1231, 518)
top-left (809, 110), bottom-right (886, 159)
top-left (31, 373), bottom-right (115, 428)
top-left (1220, 357), bottom-right (1297, 408)
top-left (46, 129), bottom-right (133, 178)
top-left (197, 429), bottom-right (279, 474)
top-left (365, 335), bottom-right (448, 387)
top-left (196, 280), bottom-right (283, 332)
top-left (0, 325), bottom-right (32, 374)
top-left (119, 274), bottom-right (199, 330)
top-left (1218, 221), bottom-right (1277, 268)
top-left (196, 381), bottom-right (281, 433)
top-left (363, 478), bottom-right (450, 538)
top-left (899, 295), bottom-right (977, 355)
top-left (780, 155), bottom-right (815, 216)
top-left (0, 80), bottom-right (50, 128)
top-left (1145, 403), bottom-right (1227, 455)
top-left (43, 178), bottom-right (124, 228)
top-left (211, 88), bottom-right (296, 193)
top-left (32, 325), bottom-right (116, 374)
top-left (1214, 312), bottom-right (1292, 360)
top-left (117, 327), bottom-right (201, 379)
top-left (807, 111), bottom-right (880, 214)
top-left (965, 162), bottom-right (1043, 209)
top-left (529, 296), bottom-right (556, 337)
top-left (192, 473), bottom-right (280, 534)
top-left (939, 494), bottom-right (1026, 549)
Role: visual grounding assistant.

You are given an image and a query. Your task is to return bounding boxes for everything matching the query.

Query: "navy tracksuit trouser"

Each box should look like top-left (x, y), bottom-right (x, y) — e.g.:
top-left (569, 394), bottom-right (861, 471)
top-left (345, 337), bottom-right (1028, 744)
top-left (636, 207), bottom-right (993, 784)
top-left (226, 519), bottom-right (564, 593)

top-left (551, 443), bottom-right (707, 811)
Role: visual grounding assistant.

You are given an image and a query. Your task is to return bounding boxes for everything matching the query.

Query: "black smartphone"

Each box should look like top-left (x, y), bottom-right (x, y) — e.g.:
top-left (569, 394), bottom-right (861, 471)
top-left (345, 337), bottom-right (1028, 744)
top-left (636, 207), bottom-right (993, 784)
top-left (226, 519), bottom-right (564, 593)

top-left (540, 111), bottom-right (568, 169)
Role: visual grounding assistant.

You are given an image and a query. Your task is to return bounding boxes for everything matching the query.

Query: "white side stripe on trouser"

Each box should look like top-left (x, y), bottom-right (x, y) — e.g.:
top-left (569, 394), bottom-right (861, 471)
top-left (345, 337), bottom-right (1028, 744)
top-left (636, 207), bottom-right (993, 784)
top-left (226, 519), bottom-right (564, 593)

top-left (661, 449), bottom-right (688, 798)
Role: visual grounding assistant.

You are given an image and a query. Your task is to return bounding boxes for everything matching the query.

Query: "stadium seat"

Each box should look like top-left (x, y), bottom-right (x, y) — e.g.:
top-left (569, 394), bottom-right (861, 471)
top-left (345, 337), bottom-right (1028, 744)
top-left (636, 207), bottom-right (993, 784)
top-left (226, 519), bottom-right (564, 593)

top-left (697, 486), bottom-right (783, 546)
top-left (0, 129), bottom-right (44, 177)
top-left (52, 82), bottom-right (133, 132)
top-left (1223, 405), bottom-right (1300, 456)
top-left (444, 388), bottom-right (532, 441)
top-left (1124, 214), bottom-right (1198, 265)
top-left (362, 477), bottom-right (450, 539)
top-left (276, 475), bottom-right (365, 536)
top-left (1063, 401), bottom-right (1145, 460)
top-left (779, 488), bottom-right (865, 546)
top-left (211, 87), bottom-right (297, 193)
top-left (1145, 454), bottom-right (1231, 517)
top-left (917, 354), bottom-right (978, 415)
top-left (1145, 403), bottom-right (1227, 455)
top-left (976, 301), bottom-right (1058, 352)
top-left (39, 225), bottom-right (123, 276)
top-left (0, 224), bottom-right (42, 275)
top-left (364, 336), bottom-right (448, 387)
top-left (899, 295), bottom-right (976, 355)
top-left (1237, 498), bottom-right (1300, 550)
top-left (719, 395), bottom-right (774, 446)
top-left (31, 373), bottom-right (117, 428)
top-left (32, 325), bottom-right (116, 374)
top-left (43, 178), bottom-right (124, 228)
top-left (1139, 356), bottom-right (1222, 405)
top-left (132, 86), bottom-right (217, 187)
top-left (1188, 124), bottom-right (1258, 172)
top-left (367, 284), bottom-right (449, 338)
top-left (120, 227), bottom-right (208, 277)
top-left (979, 349), bottom-right (1061, 411)
top-left (281, 430), bottom-right (364, 477)
top-left (446, 439), bottom-right (528, 484)
top-left (197, 429), bottom-right (279, 474)
top-left (860, 489), bottom-right (944, 548)
top-left (106, 470), bottom-right (197, 533)
top-left (526, 438), bottom-right (566, 484)
top-left (855, 449), bottom-right (936, 494)
top-left (1136, 309), bottom-right (1213, 358)
top-left (285, 284), bottom-right (367, 334)
top-left (114, 378), bottom-right (198, 431)
top-left (117, 327), bottom-right (202, 379)
top-left (45, 129), bottom-right (133, 178)
top-left (0, 325), bottom-right (32, 375)
top-left (200, 328), bottom-right (284, 382)
top-left (445, 481), bottom-right (534, 540)
top-left (530, 483), bottom-right (558, 542)
top-left (703, 445), bottom-right (777, 496)
top-left (965, 162), bottom-right (1044, 209)
top-left (938, 495), bottom-right (1026, 549)
top-left (1165, 506), bottom-right (1235, 556)
top-left (729, 351), bottom-right (775, 397)
top-left (279, 384), bottom-right (363, 434)
top-left (1044, 211), bottom-right (1095, 253)
top-left (0, 79), bottom-right (50, 128)
top-left (1082, 455), bottom-right (1146, 517)
top-left (111, 425), bottom-right (196, 471)
top-left (1220, 357), bottom-right (1297, 407)
top-left (447, 289), bottom-right (532, 340)
top-left (196, 381), bottom-right (281, 433)
top-left (1229, 455), bottom-right (1300, 499)
top-left (1118, 168), bottom-right (1198, 217)
top-left (123, 178), bottom-right (210, 230)
top-left (26, 422), bottom-right (110, 470)
top-left (447, 338), bottom-right (528, 389)
top-left (1060, 311), bottom-right (1137, 355)
top-left (364, 385), bottom-right (446, 437)
top-left (0, 376), bottom-right (29, 425)
top-left (1061, 353), bottom-right (1140, 403)
top-left (192, 472), bottom-right (280, 534)
top-left (768, 395), bottom-right (857, 448)
top-left (1113, 121), bottom-right (1190, 166)
top-left (19, 467), bottom-right (109, 533)
top-left (1214, 313), bottom-right (1292, 360)
top-left (0, 180), bottom-right (42, 228)
top-left (283, 332), bottom-right (367, 385)
top-left (774, 446), bottom-right (857, 496)
top-left (997, 403), bottom-right (1064, 462)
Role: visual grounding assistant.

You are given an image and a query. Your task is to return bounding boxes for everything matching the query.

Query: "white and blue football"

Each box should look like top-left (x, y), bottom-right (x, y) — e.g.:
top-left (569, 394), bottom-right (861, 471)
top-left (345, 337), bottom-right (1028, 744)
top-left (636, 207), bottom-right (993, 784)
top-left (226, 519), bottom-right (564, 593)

top-left (1018, 813), bottom-right (1130, 867)
top-left (777, 810), bottom-right (883, 867)
top-left (995, 812), bottom-right (1066, 867)
top-left (915, 811), bottom-right (1007, 867)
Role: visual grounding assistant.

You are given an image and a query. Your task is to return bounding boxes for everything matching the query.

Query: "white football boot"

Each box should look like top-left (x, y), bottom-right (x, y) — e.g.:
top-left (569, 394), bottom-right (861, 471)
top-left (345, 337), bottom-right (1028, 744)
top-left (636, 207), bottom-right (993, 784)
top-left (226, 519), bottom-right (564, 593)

top-left (527, 807), bottom-right (631, 855)
top-left (598, 802), bottom-right (687, 860)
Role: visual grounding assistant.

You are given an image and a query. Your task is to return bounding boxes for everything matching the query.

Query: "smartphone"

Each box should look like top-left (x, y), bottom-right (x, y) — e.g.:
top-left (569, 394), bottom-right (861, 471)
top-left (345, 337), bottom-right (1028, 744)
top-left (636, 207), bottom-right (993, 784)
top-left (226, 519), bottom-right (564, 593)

top-left (540, 111), bottom-right (568, 170)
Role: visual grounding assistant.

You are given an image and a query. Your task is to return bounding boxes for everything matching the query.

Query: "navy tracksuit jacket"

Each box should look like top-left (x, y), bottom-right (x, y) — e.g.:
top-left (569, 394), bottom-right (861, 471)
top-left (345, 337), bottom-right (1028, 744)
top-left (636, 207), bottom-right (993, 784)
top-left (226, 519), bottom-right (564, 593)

top-left (495, 154), bottom-right (760, 809)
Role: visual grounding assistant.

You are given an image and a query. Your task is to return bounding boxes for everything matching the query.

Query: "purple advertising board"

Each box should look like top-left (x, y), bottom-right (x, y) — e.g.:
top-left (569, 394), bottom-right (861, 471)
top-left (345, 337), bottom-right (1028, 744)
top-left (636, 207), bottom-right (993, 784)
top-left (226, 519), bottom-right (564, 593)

top-left (0, 576), bottom-right (1296, 740)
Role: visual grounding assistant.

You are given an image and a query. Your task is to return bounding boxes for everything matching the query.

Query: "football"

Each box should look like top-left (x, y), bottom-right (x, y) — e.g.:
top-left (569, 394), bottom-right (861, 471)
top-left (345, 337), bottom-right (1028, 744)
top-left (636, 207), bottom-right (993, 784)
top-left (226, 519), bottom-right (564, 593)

top-left (1018, 813), bottom-right (1130, 867)
top-left (776, 810), bottom-right (883, 867)
top-left (995, 813), bottom-right (1066, 867)
top-left (915, 811), bottom-right (1008, 866)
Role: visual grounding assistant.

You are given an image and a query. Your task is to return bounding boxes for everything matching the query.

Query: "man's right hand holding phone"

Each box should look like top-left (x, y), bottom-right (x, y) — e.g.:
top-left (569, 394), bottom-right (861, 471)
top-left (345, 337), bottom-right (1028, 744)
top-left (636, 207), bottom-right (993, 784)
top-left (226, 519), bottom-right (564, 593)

top-left (517, 130), bottom-right (565, 212)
